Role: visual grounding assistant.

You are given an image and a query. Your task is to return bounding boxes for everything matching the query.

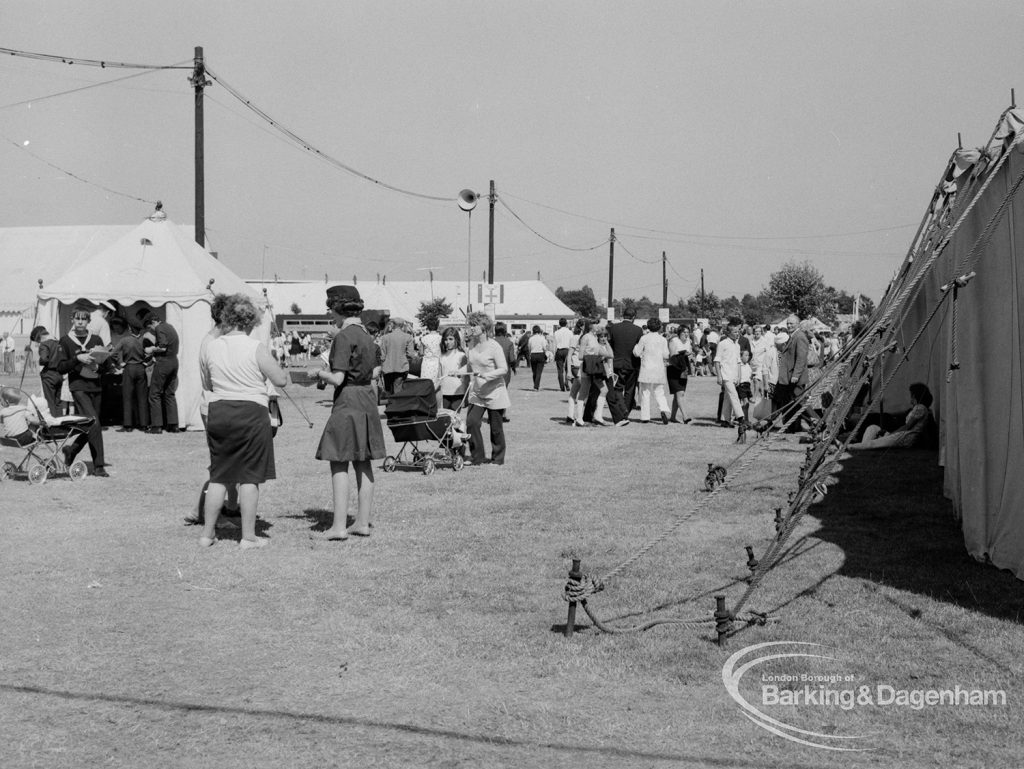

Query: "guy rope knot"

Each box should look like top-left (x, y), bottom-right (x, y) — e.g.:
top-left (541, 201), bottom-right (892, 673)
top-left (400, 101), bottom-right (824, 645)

top-left (563, 574), bottom-right (605, 602)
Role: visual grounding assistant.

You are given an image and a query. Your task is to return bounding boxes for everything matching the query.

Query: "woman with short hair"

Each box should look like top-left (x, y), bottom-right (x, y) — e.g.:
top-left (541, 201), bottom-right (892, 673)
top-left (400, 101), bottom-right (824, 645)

top-left (199, 294), bottom-right (288, 548)
top-left (311, 286), bottom-right (386, 540)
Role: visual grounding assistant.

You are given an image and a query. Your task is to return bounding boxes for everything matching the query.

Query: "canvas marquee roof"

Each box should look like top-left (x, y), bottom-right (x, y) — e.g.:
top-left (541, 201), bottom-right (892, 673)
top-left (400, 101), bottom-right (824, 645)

top-left (38, 217), bottom-right (242, 307)
top-left (0, 225), bottom-right (137, 315)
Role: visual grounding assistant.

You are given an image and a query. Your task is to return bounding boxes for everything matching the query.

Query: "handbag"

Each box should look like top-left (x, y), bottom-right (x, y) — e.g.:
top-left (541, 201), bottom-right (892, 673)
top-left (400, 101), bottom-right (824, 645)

top-left (582, 354), bottom-right (605, 376)
top-left (268, 396), bottom-right (283, 438)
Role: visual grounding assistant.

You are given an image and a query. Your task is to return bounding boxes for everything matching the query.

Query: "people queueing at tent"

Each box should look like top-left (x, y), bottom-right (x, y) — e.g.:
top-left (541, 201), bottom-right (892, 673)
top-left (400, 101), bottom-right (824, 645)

top-left (141, 312), bottom-right (180, 433)
top-left (55, 307), bottom-right (109, 477)
top-left (112, 321), bottom-right (149, 432)
top-left (198, 294), bottom-right (288, 548)
top-left (30, 326), bottom-right (63, 417)
top-left (311, 285), bottom-right (385, 540)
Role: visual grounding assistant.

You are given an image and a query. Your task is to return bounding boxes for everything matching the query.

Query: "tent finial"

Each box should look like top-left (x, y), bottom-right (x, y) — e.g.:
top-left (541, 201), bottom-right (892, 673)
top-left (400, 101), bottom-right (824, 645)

top-left (206, 279), bottom-right (215, 294)
top-left (37, 278), bottom-right (43, 289)
top-left (149, 200), bottom-right (167, 222)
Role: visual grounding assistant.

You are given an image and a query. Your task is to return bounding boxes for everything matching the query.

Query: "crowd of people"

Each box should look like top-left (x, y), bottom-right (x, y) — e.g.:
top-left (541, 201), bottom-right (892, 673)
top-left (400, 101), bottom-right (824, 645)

top-left (4, 304), bottom-right (184, 478)
top-left (5, 291), bottom-right (937, 551)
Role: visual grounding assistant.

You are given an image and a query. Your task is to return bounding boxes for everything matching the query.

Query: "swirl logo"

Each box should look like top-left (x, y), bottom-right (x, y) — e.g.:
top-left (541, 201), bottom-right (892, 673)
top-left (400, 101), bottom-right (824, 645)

top-left (722, 641), bottom-right (870, 751)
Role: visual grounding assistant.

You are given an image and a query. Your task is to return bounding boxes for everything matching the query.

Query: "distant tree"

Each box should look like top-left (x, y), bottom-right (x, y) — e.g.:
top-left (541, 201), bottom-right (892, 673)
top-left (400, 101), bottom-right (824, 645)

top-left (416, 297), bottom-right (453, 327)
top-left (741, 292), bottom-right (778, 326)
top-left (767, 260), bottom-right (832, 320)
top-left (720, 296), bottom-right (744, 322)
top-left (685, 290), bottom-right (720, 318)
top-left (555, 285), bottom-right (598, 318)
top-left (290, 302), bottom-right (302, 315)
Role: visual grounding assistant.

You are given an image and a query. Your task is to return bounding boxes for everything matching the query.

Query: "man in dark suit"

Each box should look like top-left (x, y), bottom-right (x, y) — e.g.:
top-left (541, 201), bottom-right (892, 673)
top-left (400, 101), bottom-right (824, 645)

top-left (607, 308), bottom-right (644, 414)
top-left (773, 314), bottom-right (809, 433)
top-left (142, 312), bottom-right (180, 433)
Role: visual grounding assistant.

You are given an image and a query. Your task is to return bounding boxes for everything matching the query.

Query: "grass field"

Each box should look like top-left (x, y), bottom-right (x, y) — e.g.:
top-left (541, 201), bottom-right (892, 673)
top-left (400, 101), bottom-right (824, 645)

top-left (1, 368), bottom-right (1022, 768)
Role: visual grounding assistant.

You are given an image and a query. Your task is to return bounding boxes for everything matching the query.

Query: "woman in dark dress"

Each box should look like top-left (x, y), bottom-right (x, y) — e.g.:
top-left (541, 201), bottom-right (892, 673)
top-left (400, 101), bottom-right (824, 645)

top-left (310, 286), bottom-right (385, 541)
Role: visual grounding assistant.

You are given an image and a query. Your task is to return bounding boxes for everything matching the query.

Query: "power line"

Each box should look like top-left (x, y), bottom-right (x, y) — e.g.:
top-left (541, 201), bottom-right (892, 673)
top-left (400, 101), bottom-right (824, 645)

top-left (0, 46), bottom-right (192, 70)
top-left (497, 198), bottom-right (609, 252)
top-left (500, 188), bottom-right (916, 241)
top-left (205, 67), bottom-right (454, 204)
top-left (1, 129), bottom-right (156, 204)
top-left (0, 67), bottom-right (176, 110)
top-left (613, 238), bottom-right (659, 265)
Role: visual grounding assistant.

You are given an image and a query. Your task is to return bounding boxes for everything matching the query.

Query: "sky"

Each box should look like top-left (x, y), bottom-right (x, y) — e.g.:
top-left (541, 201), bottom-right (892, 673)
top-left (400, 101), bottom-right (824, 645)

top-left (2, 0), bottom-right (1024, 304)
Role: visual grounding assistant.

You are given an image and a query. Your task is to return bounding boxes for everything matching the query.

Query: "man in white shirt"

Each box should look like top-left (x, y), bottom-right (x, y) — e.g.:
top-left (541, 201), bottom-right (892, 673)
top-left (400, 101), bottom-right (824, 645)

top-left (714, 322), bottom-right (745, 424)
top-left (552, 318), bottom-right (573, 392)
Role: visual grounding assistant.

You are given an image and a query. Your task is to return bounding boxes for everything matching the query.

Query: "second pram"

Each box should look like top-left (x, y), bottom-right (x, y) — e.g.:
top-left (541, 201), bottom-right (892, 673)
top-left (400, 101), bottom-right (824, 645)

top-left (382, 379), bottom-right (468, 475)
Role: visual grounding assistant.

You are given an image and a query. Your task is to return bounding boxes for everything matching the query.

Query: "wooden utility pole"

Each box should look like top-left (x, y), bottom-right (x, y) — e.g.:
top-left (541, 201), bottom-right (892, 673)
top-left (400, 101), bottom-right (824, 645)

top-left (700, 268), bottom-right (706, 317)
top-left (190, 46), bottom-right (211, 250)
top-left (607, 228), bottom-right (615, 309)
top-left (662, 251), bottom-right (668, 307)
top-left (487, 180), bottom-right (496, 284)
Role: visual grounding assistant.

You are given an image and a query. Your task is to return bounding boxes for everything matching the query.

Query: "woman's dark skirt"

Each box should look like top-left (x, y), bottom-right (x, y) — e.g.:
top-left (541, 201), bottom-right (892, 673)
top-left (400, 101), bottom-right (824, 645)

top-left (667, 368), bottom-right (689, 395)
top-left (207, 400), bottom-right (275, 484)
top-left (316, 384), bottom-right (386, 463)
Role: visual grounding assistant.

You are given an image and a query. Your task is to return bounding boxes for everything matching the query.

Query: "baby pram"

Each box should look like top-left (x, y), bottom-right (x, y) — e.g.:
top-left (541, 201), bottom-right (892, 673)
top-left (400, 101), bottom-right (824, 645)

top-left (382, 379), bottom-right (467, 475)
top-left (0, 388), bottom-right (94, 484)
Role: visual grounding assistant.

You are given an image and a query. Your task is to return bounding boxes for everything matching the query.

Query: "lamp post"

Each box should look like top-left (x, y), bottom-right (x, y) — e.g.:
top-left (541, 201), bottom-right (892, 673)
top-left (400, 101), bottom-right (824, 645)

top-left (458, 189), bottom-right (478, 316)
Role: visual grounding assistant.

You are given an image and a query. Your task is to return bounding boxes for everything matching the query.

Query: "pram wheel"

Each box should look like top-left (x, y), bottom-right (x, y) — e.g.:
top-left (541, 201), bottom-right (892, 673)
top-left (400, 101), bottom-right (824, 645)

top-left (422, 458), bottom-right (435, 476)
top-left (28, 464), bottom-right (48, 485)
top-left (382, 456), bottom-right (397, 473)
top-left (68, 460), bottom-right (88, 482)
top-left (1, 461), bottom-right (15, 481)
top-left (452, 454), bottom-right (464, 472)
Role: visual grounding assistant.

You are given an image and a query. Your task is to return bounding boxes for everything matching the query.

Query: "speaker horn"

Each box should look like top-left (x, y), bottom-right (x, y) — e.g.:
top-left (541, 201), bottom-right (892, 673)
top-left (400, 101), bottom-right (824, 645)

top-left (457, 189), bottom-right (478, 212)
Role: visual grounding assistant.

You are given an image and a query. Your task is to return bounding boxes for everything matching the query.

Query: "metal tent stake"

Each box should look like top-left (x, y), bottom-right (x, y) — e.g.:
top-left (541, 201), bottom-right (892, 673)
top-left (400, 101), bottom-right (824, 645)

top-left (564, 558), bottom-right (582, 638)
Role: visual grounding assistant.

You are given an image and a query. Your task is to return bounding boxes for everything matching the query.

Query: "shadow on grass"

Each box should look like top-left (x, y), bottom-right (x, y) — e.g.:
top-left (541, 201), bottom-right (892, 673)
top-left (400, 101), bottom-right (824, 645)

top-left (280, 507), bottom-right (356, 532)
top-left (0, 682), bottom-right (822, 768)
top-left (797, 449), bottom-right (1024, 624)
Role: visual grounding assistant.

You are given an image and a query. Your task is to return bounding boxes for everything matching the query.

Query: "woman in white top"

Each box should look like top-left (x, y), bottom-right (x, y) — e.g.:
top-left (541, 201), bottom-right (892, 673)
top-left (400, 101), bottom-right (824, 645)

top-left (418, 317), bottom-right (443, 386)
top-left (198, 294), bottom-right (287, 549)
top-left (438, 328), bottom-right (469, 411)
top-left (465, 312), bottom-right (510, 465)
top-left (526, 326), bottom-right (548, 391)
top-left (632, 318), bottom-right (671, 424)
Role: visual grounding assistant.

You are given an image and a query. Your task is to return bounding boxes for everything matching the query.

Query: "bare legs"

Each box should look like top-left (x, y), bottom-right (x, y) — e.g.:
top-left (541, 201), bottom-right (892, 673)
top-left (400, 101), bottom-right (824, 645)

top-left (201, 482), bottom-right (261, 546)
top-left (326, 460), bottom-right (375, 539)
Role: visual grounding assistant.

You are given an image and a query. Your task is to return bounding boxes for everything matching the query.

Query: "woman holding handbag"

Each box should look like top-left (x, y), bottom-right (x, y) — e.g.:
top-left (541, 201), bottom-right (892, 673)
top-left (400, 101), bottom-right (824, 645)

top-left (573, 320), bottom-right (613, 426)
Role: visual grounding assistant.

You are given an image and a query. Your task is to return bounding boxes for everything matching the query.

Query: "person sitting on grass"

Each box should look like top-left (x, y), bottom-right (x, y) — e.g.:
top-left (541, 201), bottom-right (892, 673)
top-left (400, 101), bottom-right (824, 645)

top-left (0, 387), bottom-right (40, 447)
top-left (847, 382), bottom-right (935, 450)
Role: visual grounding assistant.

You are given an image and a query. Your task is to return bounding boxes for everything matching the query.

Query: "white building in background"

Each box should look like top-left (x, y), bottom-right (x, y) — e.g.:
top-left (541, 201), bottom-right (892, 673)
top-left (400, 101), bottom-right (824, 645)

top-left (246, 279), bottom-right (576, 334)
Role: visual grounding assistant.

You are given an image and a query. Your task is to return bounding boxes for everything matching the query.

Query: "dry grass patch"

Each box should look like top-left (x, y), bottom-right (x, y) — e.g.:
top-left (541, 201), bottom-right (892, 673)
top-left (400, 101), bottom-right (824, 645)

top-left (1, 371), bottom-right (1022, 767)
